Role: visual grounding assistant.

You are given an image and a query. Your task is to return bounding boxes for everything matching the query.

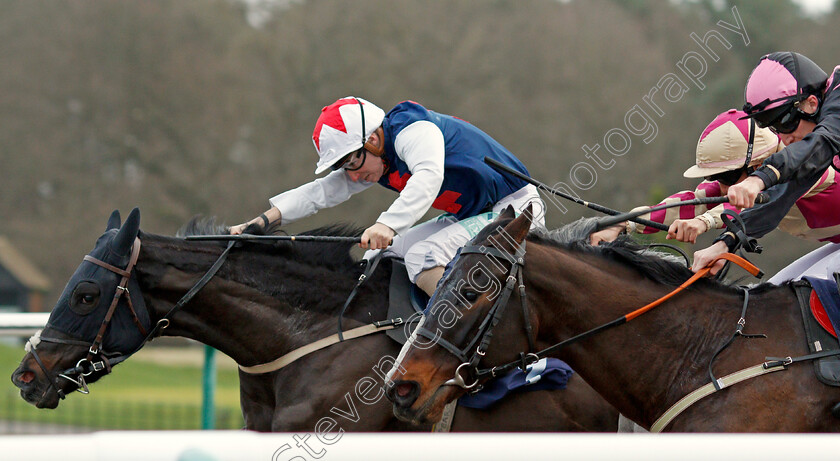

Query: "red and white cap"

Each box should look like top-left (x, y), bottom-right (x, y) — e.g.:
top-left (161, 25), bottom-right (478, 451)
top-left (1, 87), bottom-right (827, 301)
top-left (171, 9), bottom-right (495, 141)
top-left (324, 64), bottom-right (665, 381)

top-left (683, 109), bottom-right (781, 178)
top-left (312, 97), bottom-right (385, 174)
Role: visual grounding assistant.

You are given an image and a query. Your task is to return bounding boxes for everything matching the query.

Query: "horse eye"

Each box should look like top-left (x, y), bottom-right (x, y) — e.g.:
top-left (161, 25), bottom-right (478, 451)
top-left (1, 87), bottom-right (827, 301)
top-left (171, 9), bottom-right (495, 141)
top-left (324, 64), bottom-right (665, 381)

top-left (70, 281), bottom-right (101, 315)
top-left (463, 290), bottom-right (479, 302)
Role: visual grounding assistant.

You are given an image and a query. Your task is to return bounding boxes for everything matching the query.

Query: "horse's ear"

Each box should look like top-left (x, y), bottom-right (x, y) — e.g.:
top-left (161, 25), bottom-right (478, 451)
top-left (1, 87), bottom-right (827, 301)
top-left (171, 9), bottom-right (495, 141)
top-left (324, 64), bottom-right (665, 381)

top-left (106, 210), bottom-right (121, 231)
top-left (500, 204), bottom-right (533, 245)
top-left (497, 205), bottom-right (516, 221)
top-left (112, 208), bottom-right (141, 255)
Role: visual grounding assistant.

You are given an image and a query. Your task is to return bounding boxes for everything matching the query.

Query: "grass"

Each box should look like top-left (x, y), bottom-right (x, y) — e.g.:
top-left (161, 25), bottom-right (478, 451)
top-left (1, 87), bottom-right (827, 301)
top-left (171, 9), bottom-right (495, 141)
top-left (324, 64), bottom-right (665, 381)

top-left (0, 340), bottom-right (245, 430)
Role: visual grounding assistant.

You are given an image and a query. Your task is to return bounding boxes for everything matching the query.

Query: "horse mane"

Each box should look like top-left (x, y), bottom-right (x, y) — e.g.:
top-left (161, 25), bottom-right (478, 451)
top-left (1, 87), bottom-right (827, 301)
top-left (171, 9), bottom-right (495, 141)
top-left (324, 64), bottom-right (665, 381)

top-left (530, 217), bottom-right (705, 287)
top-left (176, 216), bottom-right (362, 269)
top-left (480, 215), bottom-right (740, 291)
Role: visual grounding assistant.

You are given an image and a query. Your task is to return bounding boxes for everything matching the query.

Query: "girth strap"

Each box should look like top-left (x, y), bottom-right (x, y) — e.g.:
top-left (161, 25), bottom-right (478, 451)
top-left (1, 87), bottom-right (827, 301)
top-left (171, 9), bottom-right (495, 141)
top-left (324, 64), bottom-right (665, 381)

top-left (239, 318), bottom-right (403, 374)
top-left (650, 361), bottom-right (786, 432)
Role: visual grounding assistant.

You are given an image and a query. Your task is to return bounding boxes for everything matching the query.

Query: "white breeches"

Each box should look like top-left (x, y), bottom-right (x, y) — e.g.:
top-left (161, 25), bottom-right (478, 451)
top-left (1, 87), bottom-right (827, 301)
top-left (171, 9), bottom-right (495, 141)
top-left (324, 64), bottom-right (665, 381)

top-left (366, 185), bottom-right (545, 283)
top-left (768, 242), bottom-right (840, 285)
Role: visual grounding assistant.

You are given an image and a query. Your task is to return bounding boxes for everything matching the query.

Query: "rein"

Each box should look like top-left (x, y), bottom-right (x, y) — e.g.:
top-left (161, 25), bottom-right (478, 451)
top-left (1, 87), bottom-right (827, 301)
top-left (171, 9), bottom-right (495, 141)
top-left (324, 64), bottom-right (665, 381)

top-left (28, 239), bottom-right (235, 398)
top-left (32, 232), bottom-right (407, 385)
top-left (437, 240), bottom-right (761, 391)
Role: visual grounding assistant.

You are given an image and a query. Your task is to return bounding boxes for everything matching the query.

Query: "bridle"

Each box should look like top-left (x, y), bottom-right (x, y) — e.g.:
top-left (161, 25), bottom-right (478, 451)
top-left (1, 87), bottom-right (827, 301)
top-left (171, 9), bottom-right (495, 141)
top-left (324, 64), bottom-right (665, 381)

top-left (430, 235), bottom-right (762, 392)
top-left (26, 237), bottom-right (235, 399)
top-left (415, 237), bottom-right (535, 391)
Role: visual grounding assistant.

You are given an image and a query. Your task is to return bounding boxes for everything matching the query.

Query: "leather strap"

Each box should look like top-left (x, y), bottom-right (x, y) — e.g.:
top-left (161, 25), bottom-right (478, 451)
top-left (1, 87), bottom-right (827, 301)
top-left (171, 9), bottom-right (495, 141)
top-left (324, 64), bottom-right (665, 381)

top-left (238, 320), bottom-right (401, 374)
top-left (650, 361), bottom-right (786, 432)
top-left (337, 252), bottom-right (383, 341)
top-left (87, 238), bottom-right (142, 356)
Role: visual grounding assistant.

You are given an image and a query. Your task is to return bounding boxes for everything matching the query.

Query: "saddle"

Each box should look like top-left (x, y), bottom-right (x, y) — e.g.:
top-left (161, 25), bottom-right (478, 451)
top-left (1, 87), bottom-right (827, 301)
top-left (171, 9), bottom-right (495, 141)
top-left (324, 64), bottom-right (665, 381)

top-left (792, 278), bottom-right (840, 386)
top-left (385, 259), bottom-right (427, 345)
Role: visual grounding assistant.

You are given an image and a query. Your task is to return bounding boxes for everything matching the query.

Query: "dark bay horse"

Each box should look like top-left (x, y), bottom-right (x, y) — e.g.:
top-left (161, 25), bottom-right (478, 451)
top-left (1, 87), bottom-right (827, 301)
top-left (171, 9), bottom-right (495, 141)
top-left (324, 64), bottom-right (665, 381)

top-left (387, 207), bottom-right (840, 431)
top-left (10, 208), bottom-right (617, 432)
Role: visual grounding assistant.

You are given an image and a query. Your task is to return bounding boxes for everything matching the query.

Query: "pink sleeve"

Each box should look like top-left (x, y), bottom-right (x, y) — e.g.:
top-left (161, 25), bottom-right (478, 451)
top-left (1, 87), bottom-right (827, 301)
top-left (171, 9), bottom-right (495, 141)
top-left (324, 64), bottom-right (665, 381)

top-left (630, 181), bottom-right (724, 234)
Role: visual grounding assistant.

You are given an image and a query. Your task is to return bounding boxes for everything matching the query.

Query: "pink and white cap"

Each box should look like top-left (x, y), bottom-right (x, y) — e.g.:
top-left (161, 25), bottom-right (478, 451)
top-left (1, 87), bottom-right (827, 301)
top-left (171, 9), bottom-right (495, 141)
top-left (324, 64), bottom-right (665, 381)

top-left (683, 109), bottom-right (781, 178)
top-left (743, 52), bottom-right (827, 118)
top-left (312, 97), bottom-right (385, 174)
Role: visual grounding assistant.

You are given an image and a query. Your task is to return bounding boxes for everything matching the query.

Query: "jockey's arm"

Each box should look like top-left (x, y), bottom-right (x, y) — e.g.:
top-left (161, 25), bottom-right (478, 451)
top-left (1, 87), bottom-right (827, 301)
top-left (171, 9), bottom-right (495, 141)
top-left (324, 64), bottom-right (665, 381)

top-left (231, 170), bottom-right (372, 235)
top-left (375, 121), bottom-right (445, 236)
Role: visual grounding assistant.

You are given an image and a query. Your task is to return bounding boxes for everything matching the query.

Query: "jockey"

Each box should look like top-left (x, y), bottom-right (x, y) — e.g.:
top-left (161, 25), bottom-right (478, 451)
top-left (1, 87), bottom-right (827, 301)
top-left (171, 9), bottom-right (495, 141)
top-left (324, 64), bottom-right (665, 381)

top-left (691, 52), bottom-right (840, 282)
top-left (230, 97), bottom-right (546, 296)
top-left (589, 109), bottom-right (782, 246)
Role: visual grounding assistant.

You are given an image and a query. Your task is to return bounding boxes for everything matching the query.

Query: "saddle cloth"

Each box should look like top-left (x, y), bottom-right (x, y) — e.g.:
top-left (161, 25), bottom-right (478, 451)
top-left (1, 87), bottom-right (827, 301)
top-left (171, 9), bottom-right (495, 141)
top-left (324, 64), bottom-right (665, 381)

top-left (804, 276), bottom-right (840, 339)
top-left (386, 258), bottom-right (573, 407)
top-left (793, 279), bottom-right (840, 386)
top-left (457, 358), bottom-right (574, 409)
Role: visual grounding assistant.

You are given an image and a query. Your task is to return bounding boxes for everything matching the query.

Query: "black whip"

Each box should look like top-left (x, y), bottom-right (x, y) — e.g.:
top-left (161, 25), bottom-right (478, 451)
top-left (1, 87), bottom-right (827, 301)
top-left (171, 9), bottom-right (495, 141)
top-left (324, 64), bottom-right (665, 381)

top-left (484, 157), bottom-right (669, 231)
top-left (595, 193), bottom-right (769, 231)
top-left (185, 234), bottom-right (362, 243)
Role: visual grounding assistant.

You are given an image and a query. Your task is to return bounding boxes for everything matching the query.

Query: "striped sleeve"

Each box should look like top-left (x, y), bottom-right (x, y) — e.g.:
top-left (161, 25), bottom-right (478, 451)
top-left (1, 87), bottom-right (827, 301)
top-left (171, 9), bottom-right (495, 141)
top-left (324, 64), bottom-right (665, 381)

top-left (627, 181), bottom-right (733, 234)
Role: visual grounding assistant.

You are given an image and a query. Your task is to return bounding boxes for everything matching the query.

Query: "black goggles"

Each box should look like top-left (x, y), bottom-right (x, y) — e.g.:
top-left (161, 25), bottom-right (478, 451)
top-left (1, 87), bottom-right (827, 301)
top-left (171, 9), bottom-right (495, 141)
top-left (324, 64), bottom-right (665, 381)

top-left (706, 168), bottom-right (747, 187)
top-left (757, 103), bottom-right (803, 134)
top-left (330, 148), bottom-right (367, 171)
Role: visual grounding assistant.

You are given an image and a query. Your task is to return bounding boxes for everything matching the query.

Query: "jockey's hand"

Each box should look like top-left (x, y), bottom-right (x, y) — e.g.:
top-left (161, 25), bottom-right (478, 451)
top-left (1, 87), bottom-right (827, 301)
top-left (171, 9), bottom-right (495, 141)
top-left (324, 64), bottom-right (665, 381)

top-left (691, 241), bottom-right (729, 274)
top-left (589, 223), bottom-right (625, 246)
top-left (727, 176), bottom-right (765, 209)
top-left (666, 218), bottom-right (708, 244)
top-left (361, 222), bottom-right (395, 250)
top-left (229, 223), bottom-right (248, 235)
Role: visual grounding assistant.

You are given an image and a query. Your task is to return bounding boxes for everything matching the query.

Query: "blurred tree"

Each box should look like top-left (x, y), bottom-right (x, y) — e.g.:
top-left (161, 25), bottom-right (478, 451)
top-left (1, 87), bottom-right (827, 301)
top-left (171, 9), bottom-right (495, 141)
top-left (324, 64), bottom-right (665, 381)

top-left (0, 0), bottom-right (832, 304)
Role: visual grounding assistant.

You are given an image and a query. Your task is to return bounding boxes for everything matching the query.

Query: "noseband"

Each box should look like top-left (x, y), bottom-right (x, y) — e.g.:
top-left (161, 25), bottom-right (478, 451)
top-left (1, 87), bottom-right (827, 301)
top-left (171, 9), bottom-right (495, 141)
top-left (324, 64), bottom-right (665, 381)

top-left (415, 239), bottom-right (535, 391)
top-left (26, 238), bottom-right (235, 399)
top-left (27, 238), bottom-right (144, 399)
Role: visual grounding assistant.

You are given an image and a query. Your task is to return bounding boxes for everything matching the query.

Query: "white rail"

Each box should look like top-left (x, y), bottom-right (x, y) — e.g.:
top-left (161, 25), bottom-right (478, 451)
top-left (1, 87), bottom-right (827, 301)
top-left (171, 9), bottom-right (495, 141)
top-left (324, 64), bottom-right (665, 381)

top-left (0, 432), bottom-right (836, 460)
top-left (0, 312), bottom-right (49, 336)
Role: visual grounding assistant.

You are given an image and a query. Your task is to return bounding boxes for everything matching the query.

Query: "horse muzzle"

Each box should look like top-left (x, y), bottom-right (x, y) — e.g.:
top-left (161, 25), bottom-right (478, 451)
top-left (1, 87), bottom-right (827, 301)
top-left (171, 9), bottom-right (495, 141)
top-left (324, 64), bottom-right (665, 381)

top-left (11, 365), bottom-right (61, 409)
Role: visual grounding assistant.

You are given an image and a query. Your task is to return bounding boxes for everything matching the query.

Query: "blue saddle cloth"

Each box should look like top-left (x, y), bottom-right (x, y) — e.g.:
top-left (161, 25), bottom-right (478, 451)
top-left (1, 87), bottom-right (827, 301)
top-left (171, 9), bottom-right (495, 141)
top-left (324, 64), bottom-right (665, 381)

top-left (457, 358), bottom-right (574, 409)
top-left (804, 276), bottom-right (840, 336)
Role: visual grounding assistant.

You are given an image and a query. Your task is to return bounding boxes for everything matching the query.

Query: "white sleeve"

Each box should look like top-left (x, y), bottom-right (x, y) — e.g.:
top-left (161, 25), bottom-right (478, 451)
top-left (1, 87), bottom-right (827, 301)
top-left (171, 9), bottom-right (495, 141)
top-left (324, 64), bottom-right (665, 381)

top-left (376, 121), bottom-right (445, 235)
top-left (269, 170), bottom-right (373, 225)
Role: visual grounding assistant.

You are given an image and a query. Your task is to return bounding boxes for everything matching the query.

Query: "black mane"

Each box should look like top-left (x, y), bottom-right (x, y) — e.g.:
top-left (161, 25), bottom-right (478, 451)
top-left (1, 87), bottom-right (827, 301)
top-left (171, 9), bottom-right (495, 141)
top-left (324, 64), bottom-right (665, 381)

top-left (177, 216), bottom-right (363, 270)
top-left (482, 216), bottom-right (740, 291)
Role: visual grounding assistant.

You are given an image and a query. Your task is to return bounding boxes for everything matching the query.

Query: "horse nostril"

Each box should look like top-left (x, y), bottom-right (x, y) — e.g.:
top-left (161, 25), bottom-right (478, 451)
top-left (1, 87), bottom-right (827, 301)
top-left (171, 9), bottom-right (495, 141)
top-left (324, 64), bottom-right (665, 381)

top-left (19, 371), bottom-right (35, 384)
top-left (396, 382), bottom-right (413, 398)
top-left (389, 380), bottom-right (420, 407)
top-left (11, 369), bottom-right (35, 388)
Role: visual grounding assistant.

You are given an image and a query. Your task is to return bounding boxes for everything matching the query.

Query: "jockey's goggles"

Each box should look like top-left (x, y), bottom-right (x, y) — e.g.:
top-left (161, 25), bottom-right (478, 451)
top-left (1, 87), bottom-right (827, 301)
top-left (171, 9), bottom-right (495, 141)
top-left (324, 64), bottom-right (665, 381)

top-left (762, 103), bottom-right (804, 134)
top-left (331, 148), bottom-right (367, 172)
top-left (705, 167), bottom-right (746, 187)
top-left (747, 97), bottom-right (807, 135)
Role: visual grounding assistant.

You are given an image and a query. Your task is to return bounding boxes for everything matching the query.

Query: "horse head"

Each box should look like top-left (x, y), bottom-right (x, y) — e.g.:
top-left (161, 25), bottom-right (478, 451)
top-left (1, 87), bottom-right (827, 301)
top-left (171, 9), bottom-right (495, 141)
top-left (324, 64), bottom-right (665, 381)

top-left (387, 205), bottom-right (537, 425)
top-left (11, 208), bottom-right (151, 408)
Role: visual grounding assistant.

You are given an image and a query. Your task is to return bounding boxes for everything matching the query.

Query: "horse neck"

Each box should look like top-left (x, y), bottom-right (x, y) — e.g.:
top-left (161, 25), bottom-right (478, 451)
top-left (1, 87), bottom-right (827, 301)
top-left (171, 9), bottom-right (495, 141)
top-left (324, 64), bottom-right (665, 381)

top-left (524, 243), bottom-right (744, 427)
top-left (134, 236), bottom-right (384, 367)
